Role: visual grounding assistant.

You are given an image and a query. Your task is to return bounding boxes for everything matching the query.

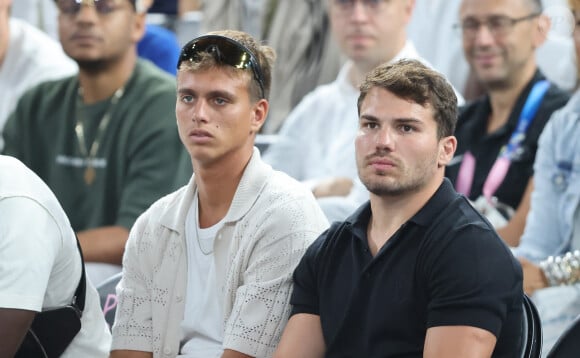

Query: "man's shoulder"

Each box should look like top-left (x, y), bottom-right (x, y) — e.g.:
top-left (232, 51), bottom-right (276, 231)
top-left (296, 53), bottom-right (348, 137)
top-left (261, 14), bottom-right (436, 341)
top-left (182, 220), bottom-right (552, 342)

top-left (132, 59), bottom-right (176, 90)
top-left (542, 81), bottom-right (572, 112)
top-left (250, 168), bottom-right (329, 228)
top-left (260, 170), bottom-right (320, 207)
top-left (21, 76), bottom-right (75, 102)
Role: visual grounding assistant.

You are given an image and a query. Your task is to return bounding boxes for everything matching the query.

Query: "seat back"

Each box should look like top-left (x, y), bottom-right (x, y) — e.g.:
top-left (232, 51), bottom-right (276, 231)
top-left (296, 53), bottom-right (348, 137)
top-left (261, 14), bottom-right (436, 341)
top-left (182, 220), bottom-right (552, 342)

top-left (96, 272), bottom-right (123, 330)
top-left (546, 313), bottom-right (580, 357)
top-left (520, 294), bottom-right (542, 358)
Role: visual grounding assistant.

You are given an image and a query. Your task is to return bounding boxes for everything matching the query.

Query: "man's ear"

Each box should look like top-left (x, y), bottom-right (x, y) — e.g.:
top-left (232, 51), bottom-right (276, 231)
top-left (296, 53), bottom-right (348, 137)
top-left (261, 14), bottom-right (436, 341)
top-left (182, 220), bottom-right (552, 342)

top-left (250, 99), bottom-right (268, 134)
top-left (131, 11), bottom-right (147, 44)
top-left (534, 13), bottom-right (551, 48)
top-left (438, 135), bottom-right (457, 168)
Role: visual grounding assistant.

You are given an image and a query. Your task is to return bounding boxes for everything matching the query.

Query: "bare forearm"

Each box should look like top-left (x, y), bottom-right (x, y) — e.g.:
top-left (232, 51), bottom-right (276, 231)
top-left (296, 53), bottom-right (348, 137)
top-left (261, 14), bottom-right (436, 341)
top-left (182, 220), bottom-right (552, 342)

top-left (221, 349), bottom-right (254, 358)
top-left (110, 350), bottom-right (153, 358)
top-left (274, 314), bottom-right (325, 358)
top-left (77, 226), bottom-right (130, 265)
top-left (0, 308), bottom-right (36, 357)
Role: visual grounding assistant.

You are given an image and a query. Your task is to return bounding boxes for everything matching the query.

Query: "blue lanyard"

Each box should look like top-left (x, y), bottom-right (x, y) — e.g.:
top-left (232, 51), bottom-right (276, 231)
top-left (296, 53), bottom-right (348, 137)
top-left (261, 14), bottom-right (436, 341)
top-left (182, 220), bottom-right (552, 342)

top-left (456, 79), bottom-right (551, 200)
top-left (500, 80), bottom-right (550, 159)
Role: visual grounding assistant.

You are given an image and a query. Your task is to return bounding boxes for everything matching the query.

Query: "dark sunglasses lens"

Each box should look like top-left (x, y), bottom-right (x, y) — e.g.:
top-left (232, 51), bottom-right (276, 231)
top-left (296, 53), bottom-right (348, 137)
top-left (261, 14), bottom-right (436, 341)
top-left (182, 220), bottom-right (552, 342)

top-left (178, 36), bottom-right (266, 98)
top-left (180, 38), bottom-right (251, 70)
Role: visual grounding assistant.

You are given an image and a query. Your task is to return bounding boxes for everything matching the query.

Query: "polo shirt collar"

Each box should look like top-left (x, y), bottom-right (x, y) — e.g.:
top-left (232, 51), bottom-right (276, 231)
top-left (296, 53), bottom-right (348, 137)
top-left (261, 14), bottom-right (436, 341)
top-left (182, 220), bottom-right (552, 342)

top-left (345, 178), bottom-right (459, 240)
top-left (158, 147), bottom-right (270, 233)
top-left (409, 178), bottom-right (458, 226)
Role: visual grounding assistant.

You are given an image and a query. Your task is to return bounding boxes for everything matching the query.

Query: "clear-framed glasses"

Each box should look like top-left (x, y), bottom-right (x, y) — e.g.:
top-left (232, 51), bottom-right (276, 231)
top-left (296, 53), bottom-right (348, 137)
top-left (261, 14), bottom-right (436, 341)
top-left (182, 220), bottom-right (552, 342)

top-left (455, 13), bottom-right (541, 39)
top-left (55, 0), bottom-right (134, 15)
top-left (332, 0), bottom-right (387, 13)
top-left (178, 35), bottom-right (266, 99)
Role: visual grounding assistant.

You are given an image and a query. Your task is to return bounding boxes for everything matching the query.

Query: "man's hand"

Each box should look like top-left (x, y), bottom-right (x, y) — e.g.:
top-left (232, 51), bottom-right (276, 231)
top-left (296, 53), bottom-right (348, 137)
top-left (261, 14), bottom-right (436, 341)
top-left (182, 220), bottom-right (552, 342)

top-left (519, 257), bottom-right (549, 295)
top-left (312, 177), bottom-right (353, 198)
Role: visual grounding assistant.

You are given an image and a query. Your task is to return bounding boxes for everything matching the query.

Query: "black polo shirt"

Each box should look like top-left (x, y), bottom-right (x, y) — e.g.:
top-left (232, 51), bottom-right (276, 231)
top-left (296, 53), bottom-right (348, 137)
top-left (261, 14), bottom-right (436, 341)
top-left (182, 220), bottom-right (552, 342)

top-left (446, 71), bottom-right (570, 209)
top-left (291, 179), bottom-right (523, 357)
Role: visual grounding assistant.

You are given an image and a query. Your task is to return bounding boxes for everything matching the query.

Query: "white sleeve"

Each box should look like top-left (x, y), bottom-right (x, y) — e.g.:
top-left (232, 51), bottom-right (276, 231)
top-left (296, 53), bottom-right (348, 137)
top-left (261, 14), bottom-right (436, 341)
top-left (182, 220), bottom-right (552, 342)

top-left (0, 196), bottom-right (61, 311)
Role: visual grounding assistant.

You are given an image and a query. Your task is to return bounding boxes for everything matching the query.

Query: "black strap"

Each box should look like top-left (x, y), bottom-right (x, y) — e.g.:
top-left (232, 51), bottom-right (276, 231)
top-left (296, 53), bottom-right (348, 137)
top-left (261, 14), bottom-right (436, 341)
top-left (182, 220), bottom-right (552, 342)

top-left (72, 236), bottom-right (86, 313)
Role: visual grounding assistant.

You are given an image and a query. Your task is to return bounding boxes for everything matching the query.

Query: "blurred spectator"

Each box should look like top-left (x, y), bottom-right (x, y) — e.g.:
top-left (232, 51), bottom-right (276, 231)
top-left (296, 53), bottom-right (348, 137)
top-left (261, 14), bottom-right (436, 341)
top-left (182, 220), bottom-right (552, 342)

top-left (202, 0), bottom-right (343, 134)
top-left (408, 0), bottom-right (577, 98)
top-left (445, 0), bottom-right (570, 246)
top-left (512, 1), bottom-right (580, 354)
top-left (2, 0), bottom-right (185, 285)
top-left (0, 0), bottom-right (77, 150)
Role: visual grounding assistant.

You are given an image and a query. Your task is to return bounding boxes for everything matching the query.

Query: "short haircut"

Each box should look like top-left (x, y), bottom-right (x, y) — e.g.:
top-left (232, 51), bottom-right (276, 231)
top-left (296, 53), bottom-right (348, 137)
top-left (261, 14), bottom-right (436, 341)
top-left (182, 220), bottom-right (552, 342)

top-left (178, 30), bottom-right (276, 102)
top-left (357, 59), bottom-right (458, 139)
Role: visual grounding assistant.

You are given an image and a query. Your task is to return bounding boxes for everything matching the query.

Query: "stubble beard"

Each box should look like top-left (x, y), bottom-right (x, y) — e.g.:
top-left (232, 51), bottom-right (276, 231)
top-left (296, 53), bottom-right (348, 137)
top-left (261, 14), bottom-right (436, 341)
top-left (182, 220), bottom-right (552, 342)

top-left (359, 155), bottom-right (438, 197)
top-left (75, 58), bottom-right (111, 74)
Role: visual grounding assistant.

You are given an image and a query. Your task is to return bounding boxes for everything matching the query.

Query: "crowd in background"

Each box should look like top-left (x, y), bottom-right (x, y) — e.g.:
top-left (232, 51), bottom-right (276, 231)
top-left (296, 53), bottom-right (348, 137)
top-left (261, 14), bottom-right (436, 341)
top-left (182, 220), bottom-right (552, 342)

top-left (1, 0), bottom-right (580, 357)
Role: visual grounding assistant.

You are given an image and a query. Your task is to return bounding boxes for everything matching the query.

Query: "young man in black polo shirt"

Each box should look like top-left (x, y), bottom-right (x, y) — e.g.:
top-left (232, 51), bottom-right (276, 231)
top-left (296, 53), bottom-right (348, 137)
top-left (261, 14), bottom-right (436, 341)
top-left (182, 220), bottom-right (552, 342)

top-left (274, 59), bottom-right (523, 358)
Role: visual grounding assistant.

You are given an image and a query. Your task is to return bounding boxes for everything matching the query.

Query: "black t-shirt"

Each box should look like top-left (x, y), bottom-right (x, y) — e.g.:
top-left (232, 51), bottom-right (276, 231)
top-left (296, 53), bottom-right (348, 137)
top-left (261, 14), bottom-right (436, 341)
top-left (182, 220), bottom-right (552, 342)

top-left (291, 179), bottom-right (523, 357)
top-left (446, 71), bottom-right (570, 210)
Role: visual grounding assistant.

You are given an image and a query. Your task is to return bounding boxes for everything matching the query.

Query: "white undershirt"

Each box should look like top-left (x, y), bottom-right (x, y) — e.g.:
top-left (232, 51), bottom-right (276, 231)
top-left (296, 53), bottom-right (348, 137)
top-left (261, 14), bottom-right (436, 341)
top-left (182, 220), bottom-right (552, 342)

top-left (179, 191), bottom-right (225, 357)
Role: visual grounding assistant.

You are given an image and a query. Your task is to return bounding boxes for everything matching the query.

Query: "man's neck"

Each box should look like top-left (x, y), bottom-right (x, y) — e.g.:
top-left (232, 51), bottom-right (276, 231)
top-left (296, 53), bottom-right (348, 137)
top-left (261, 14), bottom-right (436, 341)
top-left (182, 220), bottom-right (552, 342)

top-left (77, 51), bottom-right (138, 104)
top-left (367, 176), bottom-right (443, 256)
top-left (486, 65), bottom-right (538, 134)
top-left (193, 147), bottom-right (253, 228)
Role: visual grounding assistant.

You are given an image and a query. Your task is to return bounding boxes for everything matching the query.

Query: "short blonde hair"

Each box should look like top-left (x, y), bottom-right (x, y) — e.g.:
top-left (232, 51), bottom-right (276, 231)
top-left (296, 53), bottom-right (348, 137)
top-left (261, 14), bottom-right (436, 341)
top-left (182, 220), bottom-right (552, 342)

top-left (178, 30), bottom-right (276, 102)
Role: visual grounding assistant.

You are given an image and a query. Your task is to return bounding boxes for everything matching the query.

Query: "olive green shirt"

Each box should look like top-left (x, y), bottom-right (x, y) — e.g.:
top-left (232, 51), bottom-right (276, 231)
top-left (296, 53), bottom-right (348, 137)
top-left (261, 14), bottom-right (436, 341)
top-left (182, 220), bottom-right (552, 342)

top-left (3, 60), bottom-right (187, 231)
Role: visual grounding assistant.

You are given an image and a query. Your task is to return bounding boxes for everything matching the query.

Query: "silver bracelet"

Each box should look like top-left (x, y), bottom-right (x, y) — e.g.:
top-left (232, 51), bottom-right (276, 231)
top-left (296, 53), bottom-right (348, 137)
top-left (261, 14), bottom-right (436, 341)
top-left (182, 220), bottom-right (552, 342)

top-left (539, 250), bottom-right (580, 286)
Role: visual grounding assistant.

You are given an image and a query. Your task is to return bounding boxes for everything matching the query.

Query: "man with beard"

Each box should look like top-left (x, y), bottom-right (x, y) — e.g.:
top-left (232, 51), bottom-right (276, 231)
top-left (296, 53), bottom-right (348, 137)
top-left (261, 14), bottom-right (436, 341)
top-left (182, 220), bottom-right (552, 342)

top-left (2, 0), bottom-right (185, 285)
top-left (274, 59), bottom-right (523, 358)
top-left (445, 0), bottom-right (570, 246)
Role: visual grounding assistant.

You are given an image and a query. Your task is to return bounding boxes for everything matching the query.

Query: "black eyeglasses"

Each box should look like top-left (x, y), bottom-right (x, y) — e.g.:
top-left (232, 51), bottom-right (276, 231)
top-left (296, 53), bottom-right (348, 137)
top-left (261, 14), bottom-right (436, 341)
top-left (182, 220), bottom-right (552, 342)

top-left (55, 0), bottom-right (134, 15)
top-left (177, 35), bottom-right (266, 99)
top-left (455, 13), bottom-right (541, 39)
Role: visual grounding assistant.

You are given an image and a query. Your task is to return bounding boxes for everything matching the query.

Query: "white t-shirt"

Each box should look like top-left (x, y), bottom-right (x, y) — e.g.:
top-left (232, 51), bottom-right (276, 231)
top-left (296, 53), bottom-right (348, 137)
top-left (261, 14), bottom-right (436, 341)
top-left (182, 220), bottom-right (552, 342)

top-left (0, 18), bottom-right (77, 150)
top-left (0, 155), bottom-right (111, 357)
top-left (179, 191), bottom-right (225, 357)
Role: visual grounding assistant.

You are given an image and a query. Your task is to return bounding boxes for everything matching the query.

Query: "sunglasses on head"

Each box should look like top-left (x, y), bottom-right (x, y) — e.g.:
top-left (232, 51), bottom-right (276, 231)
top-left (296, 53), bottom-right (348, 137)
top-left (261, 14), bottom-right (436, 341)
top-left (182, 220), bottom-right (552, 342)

top-left (177, 35), bottom-right (266, 99)
top-left (55, 0), bottom-right (135, 15)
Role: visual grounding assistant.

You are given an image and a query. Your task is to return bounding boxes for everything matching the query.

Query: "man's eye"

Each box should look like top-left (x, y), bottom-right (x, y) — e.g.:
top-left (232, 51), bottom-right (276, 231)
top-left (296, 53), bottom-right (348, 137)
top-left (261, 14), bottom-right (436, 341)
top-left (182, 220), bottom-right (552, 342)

top-left (181, 95), bottom-right (193, 103)
top-left (400, 125), bottom-right (414, 132)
